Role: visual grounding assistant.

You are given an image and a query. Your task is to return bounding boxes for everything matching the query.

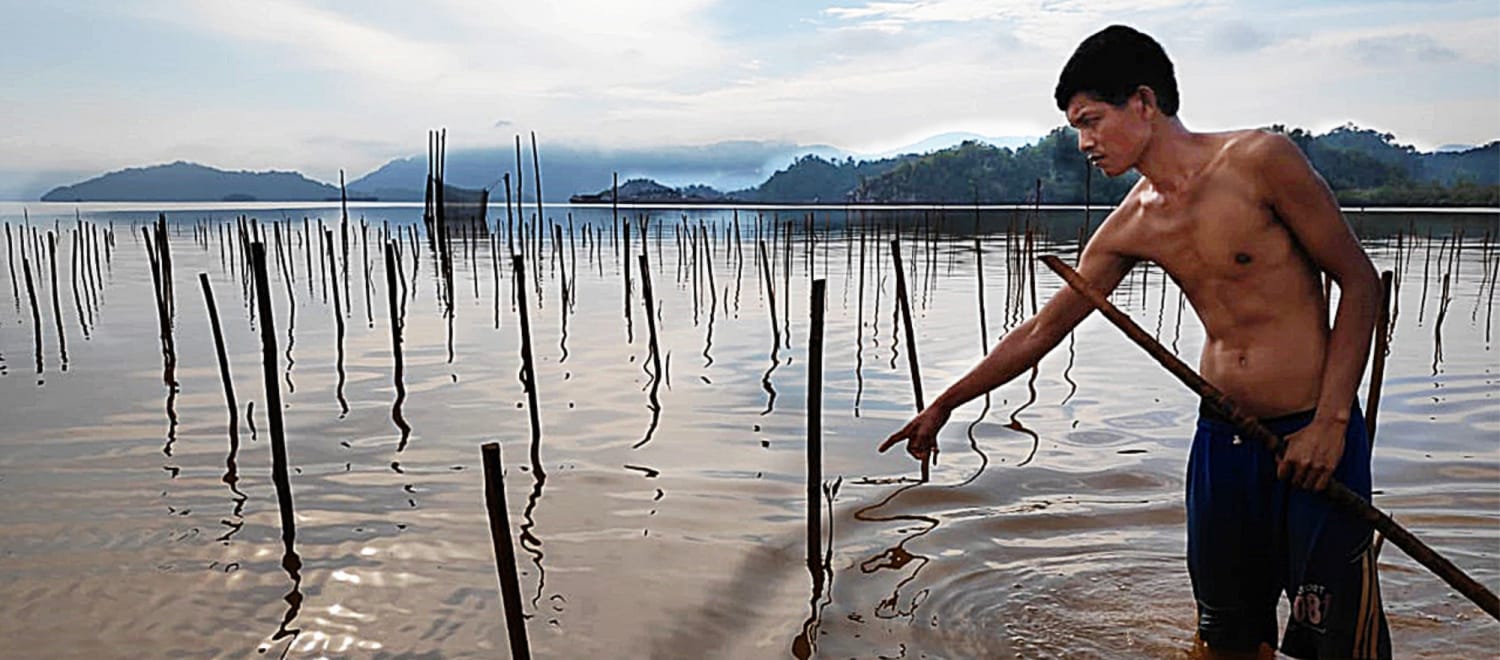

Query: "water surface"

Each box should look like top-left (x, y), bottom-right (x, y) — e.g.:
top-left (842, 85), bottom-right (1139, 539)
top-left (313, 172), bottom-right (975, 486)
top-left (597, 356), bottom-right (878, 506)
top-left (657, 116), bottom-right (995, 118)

top-left (0, 203), bottom-right (1495, 657)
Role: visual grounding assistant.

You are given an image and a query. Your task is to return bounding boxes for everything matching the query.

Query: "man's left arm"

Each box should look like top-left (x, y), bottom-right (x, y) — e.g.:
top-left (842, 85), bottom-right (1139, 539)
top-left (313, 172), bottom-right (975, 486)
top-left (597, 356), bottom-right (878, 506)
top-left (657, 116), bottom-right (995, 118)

top-left (1257, 132), bottom-right (1381, 492)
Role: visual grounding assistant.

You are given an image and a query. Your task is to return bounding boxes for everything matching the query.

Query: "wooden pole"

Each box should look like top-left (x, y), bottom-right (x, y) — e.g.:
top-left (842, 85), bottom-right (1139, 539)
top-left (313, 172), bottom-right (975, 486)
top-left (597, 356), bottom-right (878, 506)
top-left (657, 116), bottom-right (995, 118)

top-left (480, 442), bottom-right (533, 659)
top-left (1040, 254), bottom-right (1500, 622)
top-left (21, 255), bottom-right (43, 380)
top-left (363, 221), bottom-right (373, 327)
top-left (891, 239), bottom-right (929, 481)
top-left (250, 243), bottom-right (299, 557)
top-left (199, 272), bottom-right (240, 447)
top-left (1365, 271), bottom-right (1394, 444)
top-left (70, 230), bottom-right (90, 337)
top-left (6, 223), bottom-right (18, 312)
top-left (807, 279), bottom-right (826, 577)
top-left (46, 233), bottom-right (68, 370)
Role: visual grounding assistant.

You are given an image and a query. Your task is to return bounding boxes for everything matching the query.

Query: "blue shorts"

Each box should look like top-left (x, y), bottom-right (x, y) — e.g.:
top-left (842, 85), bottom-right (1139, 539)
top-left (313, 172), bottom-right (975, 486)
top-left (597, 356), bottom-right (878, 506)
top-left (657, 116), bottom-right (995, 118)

top-left (1187, 401), bottom-right (1391, 659)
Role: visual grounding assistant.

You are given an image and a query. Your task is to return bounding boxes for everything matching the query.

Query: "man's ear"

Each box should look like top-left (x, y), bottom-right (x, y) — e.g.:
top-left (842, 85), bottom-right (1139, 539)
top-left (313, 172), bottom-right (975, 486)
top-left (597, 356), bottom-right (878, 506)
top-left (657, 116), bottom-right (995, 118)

top-left (1135, 85), bottom-right (1159, 119)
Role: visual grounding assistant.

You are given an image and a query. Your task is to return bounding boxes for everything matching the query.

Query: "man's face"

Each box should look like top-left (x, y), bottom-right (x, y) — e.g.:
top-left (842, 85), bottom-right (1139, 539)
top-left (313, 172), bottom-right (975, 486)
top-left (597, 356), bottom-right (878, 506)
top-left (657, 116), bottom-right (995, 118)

top-left (1065, 90), bottom-right (1151, 177)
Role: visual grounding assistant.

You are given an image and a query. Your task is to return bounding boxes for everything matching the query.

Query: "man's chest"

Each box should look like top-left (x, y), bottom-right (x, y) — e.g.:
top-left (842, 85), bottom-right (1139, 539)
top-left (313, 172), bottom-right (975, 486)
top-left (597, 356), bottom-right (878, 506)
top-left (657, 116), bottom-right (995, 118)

top-left (1123, 184), bottom-right (1299, 288)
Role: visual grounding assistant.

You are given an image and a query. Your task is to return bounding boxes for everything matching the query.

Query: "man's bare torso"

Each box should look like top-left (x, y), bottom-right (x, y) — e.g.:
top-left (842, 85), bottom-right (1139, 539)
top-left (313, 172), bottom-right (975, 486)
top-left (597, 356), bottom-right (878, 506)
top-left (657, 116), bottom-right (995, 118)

top-left (1101, 130), bottom-right (1330, 418)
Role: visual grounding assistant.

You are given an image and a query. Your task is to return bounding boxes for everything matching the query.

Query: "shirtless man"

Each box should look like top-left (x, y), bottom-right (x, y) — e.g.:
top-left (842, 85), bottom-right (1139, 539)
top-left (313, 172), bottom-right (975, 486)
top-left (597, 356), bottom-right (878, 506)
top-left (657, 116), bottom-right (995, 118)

top-left (879, 25), bottom-right (1390, 658)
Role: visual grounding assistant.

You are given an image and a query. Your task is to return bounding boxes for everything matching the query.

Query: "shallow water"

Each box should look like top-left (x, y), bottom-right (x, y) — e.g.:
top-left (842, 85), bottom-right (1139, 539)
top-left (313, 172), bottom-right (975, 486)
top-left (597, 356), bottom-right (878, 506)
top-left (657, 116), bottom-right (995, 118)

top-left (0, 203), bottom-right (1496, 658)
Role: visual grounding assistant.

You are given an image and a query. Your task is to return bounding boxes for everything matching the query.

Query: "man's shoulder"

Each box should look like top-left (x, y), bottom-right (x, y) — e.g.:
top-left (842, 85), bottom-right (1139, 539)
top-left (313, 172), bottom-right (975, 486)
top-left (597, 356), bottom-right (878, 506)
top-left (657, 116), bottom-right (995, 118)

top-left (1089, 183), bottom-right (1149, 253)
top-left (1213, 128), bottom-right (1302, 166)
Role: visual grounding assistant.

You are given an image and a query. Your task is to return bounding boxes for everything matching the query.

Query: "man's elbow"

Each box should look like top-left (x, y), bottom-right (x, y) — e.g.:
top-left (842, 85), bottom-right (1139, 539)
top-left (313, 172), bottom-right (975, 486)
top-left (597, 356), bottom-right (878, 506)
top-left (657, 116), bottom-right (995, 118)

top-left (1349, 260), bottom-right (1381, 306)
top-left (1334, 260), bottom-right (1382, 321)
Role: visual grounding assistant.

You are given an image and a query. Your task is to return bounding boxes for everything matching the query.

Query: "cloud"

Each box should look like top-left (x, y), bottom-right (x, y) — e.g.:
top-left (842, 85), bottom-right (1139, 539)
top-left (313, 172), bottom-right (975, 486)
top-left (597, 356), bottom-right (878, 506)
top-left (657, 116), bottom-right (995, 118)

top-left (145, 0), bottom-right (464, 87)
top-left (824, 0), bottom-right (1011, 32)
top-left (4, 0), bottom-right (1494, 183)
top-left (1206, 20), bottom-right (1273, 53)
top-left (823, 0), bottom-right (1221, 35)
top-left (1349, 33), bottom-right (1460, 67)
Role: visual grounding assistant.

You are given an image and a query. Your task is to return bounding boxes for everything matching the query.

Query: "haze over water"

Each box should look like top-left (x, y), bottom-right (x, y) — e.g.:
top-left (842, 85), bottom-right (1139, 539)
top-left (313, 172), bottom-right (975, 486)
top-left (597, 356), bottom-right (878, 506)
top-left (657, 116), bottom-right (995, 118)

top-left (0, 202), bottom-right (1495, 657)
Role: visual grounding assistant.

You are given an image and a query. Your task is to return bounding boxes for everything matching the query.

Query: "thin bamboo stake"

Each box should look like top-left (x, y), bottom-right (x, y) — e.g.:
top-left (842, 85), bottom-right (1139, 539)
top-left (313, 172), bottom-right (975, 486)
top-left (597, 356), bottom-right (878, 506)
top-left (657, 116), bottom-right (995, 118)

top-left (1041, 254), bottom-right (1500, 622)
top-left (199, 273), bottom-right (239, 447)
top-left (890, 239), bottom-right (929, 482)
top-left (807, 279), bottom-right (826, 577)
top-left (480, 441), bottom-right (533, 659)
top-left (22, 255), bottom-right (43, 380)
top-left (70, 231), bottom-right (90, 338)
top-left (46, 233), bottom-right (68, 370)
top-left (250, 243), bottom-right (299, 562)
top-left (1365, 271), bottom-right (1393, 444)
top-left (6, 223), bottom-right (19, 313)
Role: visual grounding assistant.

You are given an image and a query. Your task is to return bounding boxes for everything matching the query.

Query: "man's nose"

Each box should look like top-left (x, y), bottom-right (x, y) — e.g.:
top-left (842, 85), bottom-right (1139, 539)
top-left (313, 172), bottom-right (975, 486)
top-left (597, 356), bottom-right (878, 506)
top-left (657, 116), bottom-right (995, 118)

top-left (1077, 134), bottom-right (1093, 152)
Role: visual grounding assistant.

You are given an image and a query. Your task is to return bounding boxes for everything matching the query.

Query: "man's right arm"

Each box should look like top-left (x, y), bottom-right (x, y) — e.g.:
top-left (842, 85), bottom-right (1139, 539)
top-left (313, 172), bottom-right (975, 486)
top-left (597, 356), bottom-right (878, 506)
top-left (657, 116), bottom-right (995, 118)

top-left (879, 220), bottom-right (1138, 462)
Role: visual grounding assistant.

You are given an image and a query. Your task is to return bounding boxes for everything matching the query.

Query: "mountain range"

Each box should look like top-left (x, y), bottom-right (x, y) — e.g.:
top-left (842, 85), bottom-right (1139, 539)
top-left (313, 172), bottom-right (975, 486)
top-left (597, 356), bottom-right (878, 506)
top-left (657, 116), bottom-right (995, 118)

top-left (32, 133), bottom-right (1030, 204)
top-left (29, 127), bottom-right (1497, 206)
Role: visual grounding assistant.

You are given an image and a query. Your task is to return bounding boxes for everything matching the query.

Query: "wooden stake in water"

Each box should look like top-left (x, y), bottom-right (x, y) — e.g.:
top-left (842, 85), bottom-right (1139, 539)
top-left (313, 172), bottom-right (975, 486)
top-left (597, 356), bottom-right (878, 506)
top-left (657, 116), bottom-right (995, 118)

top-left (5, 223), bottom-right (18, 312)
top-left (758, 240), bottom-right (780, 343)
top-left (1040, 254), bottom-right (1500, 622)
top-left (250, 243), bottom-right (299, 557)
top-left (70, 231), bottom-right (91, 338)
top-left (480, 441), bottom-right (533, 660)
top-left (890, 239), bottom-right (929, 481)
top-left (21, 255), bottom-right (43, 380)
top-left (807, 279), bottom-right (826, 577)
top-left (1365, 271), bottom-right (1394, 444)
top-left (199, 273), bottom-right (239, 447)
top-left (46, 233), bottom-right (68, 370)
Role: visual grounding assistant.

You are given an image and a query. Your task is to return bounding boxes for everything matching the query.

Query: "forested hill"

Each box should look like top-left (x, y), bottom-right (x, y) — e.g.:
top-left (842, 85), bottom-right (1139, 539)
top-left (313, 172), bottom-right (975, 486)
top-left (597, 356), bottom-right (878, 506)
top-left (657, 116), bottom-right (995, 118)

top-left (572, 155), bottom-right (907, 203)
top-left (735, 155), bottom-right (903, 203)
top-left (849, 130), bottom-right (1135, 205)
top-left (848, 125), bottom-right (1498, 206)
top-left (41, 161), bottom-right (352, 202)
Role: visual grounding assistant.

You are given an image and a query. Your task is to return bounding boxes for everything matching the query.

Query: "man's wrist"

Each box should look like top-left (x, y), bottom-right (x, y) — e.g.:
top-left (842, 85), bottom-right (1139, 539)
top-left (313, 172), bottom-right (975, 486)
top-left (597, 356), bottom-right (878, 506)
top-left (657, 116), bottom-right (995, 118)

top-left (927, 395), bottom-right (957, 417)
top-left (1313, 406), bottom-right (1351, 427)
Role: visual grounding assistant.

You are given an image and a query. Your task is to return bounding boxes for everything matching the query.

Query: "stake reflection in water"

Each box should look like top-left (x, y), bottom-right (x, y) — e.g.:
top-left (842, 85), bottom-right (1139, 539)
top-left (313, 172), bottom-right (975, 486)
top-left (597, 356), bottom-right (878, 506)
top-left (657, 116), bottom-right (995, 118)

top-left (382, 241), bottom-right (411, 451)
top-left (961, 229), bottom-right (992, 485)
top-left (757, 240), bottom-right (781, 416)
top-left (511, 253), bottom-right (546, 480)
top-left (634, 254), bottom-right (663, 449)
top-left (199, 273), bottom-right (247, 542)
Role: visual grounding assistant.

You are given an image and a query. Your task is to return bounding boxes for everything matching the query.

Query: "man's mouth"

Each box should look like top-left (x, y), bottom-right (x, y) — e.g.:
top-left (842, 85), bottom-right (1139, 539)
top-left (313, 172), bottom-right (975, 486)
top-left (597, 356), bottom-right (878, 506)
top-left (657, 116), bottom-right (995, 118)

top-left (1087, 153), bottom-right (1104, 165)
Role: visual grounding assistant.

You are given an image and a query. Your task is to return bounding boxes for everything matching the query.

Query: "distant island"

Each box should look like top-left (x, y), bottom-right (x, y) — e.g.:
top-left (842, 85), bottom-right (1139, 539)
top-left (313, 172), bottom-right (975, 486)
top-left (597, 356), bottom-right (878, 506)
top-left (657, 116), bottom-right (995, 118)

top-left (40, 161), bottom-right (376, 203)
top-left (39, 124), bottom-right (1499, 207)
top-left (570, 178), bottom-right (739, 205)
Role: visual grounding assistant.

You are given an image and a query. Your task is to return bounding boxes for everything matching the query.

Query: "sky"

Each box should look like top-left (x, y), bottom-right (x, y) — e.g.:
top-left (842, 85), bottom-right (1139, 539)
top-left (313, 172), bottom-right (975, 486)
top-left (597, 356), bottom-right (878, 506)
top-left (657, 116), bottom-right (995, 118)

top-left (2, 0), bottom-right (1497, 195)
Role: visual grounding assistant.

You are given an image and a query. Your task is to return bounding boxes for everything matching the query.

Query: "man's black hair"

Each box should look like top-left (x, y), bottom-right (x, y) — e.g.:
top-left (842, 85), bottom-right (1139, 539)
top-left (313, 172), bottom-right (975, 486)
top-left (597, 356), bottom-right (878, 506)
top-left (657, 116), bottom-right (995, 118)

top-left (1054, 25), bottom-right (1179, 116)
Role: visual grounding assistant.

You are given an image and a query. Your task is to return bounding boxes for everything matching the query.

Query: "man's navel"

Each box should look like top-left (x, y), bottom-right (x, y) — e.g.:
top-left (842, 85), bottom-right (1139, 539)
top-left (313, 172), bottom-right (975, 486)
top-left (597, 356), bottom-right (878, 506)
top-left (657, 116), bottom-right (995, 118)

top-left (1234, 252), bottom-right (1252, 265)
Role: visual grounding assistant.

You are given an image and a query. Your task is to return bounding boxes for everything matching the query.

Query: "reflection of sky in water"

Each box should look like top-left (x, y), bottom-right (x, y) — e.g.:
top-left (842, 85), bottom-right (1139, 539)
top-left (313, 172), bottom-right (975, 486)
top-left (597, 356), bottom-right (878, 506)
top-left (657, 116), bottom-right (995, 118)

top-left (0, 206), bottom-right (1494, 657)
